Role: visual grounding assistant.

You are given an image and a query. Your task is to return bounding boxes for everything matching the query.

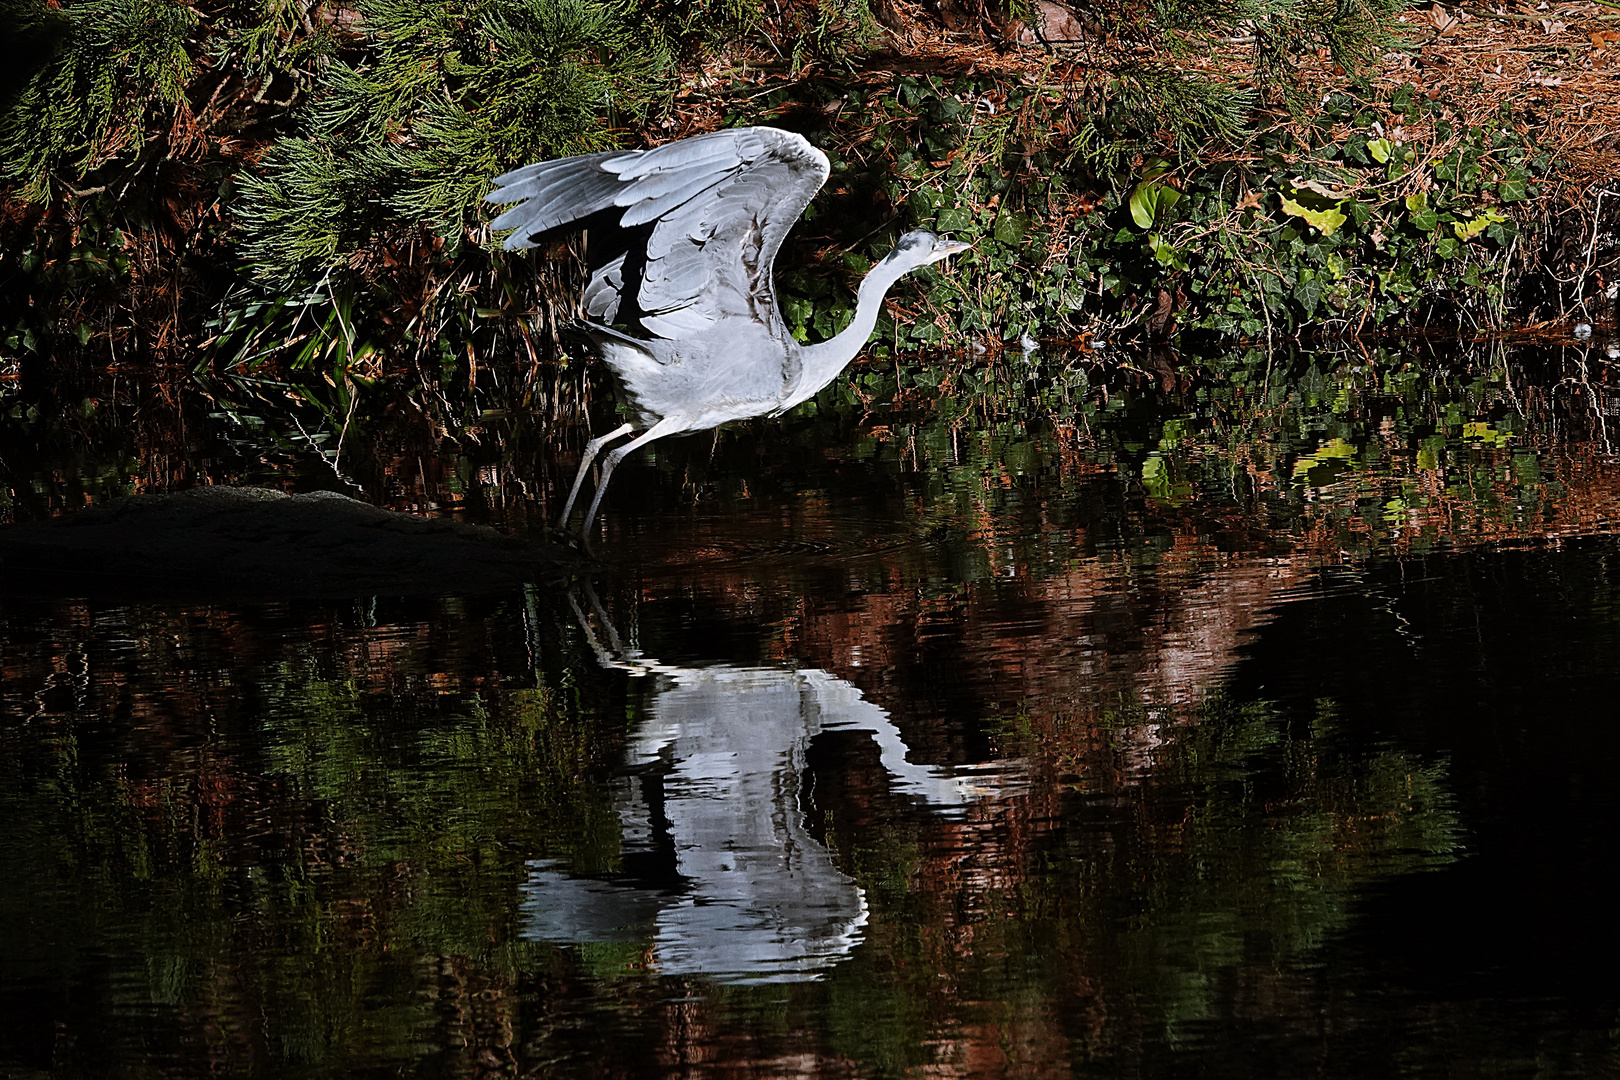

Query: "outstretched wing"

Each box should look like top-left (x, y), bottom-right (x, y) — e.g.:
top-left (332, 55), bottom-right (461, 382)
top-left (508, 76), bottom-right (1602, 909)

top-left (486, 127), bottom-right (829, 340)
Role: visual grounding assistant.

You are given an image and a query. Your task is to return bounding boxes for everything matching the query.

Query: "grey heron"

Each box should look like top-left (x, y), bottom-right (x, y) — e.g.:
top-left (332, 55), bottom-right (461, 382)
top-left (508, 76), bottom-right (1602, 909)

top-left (485, 125), bottom-right (970, 549)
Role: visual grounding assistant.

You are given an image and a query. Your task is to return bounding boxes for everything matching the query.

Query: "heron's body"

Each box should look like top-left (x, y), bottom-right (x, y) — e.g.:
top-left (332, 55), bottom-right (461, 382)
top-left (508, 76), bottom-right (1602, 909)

top-left (586, 319), bottom-right (793, 432)
top-left (486, 126), bottom-right (967, 547)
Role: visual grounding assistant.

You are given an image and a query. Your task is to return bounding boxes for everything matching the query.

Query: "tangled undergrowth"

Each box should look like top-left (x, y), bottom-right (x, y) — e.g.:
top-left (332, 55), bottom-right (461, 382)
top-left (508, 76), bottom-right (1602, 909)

top-left (0, 0), bottom-right (1616, 413)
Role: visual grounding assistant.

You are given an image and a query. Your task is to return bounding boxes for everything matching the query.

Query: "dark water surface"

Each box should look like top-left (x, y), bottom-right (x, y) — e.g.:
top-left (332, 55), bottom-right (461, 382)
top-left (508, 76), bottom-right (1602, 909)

top-left (4, 344), bottom-right (1620, 1076)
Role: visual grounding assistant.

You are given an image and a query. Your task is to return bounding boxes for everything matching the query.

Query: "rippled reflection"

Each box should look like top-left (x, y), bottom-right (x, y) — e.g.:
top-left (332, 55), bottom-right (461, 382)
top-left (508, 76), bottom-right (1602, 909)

top-left (7, 342), bottom-right (1620, 1077)
top-left (523, 593), bottom-right (1021, 982)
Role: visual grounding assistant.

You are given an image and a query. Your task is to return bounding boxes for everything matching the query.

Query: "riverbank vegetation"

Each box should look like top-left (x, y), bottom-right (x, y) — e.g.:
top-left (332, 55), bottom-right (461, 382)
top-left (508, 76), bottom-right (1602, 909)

top-left (2, 0), bottom-right (1617, 400)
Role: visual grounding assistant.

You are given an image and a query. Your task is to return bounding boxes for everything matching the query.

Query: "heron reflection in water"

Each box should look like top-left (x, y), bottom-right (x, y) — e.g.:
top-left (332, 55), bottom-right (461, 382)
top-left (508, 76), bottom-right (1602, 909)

top-left (486, 127), bottom-right (970, 550)
top-left (520, 589), bottom-right (1021, 983)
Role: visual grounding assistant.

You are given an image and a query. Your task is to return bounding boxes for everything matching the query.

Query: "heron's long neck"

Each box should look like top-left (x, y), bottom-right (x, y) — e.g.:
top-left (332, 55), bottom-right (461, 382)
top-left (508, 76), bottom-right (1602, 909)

top-left (782, 260), bottom-right (907, 412)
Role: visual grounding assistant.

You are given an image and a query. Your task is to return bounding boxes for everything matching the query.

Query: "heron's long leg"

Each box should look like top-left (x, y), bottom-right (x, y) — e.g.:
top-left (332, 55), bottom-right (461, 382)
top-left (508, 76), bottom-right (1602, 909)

top-left (578, 417), bottom-right (682, 555)
top-left (565, 583), bottom-right (630, 668)
top-left (579, 579), bottom-right (626, 657)
top-left (558, 422), bottom-right (634, 532)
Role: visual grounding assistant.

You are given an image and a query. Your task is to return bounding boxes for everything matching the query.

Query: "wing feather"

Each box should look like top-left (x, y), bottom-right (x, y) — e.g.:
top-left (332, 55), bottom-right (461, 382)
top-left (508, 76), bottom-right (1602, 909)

top-left (641, 242), bottom-right (709, 309)
top-left (486, 127), bottom-right (829, 341)
top-left (491, 165), bottom-right (611, 213)
top-left (487, 154), bottom-right (625, 250)
top-left (583, 253), bottom-right (627, 321)
top-left (642, 305), bottom-right (719, 338)
top-left (602, 133), bottom-right (745, 178)
top-left (617, 170), bottom-right (733, 228)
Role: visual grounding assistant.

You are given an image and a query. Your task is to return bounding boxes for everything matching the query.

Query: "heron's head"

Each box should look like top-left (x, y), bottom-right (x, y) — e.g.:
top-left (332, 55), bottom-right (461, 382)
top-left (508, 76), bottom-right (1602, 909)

top-left (883, 230), bottom-right (972, 273)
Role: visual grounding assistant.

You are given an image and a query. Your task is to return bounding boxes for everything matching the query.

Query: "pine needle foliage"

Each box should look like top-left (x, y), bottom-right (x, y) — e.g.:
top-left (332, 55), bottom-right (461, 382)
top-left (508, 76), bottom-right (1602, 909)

top-left (234, 0), bottom-right (672, 281)
top-left (0, 0), bottom-right (198, 200)
top-left (1119, 0), bottom-right (1408, 86)
top-left (1236, 0), bottom-right (1409, 109)
top-left (1069, 65), bottom-right (1256, 169)
top-left (219, 0), bottom-right (345, 78)
top-left (1061, 0), bottom-right (1408, 157)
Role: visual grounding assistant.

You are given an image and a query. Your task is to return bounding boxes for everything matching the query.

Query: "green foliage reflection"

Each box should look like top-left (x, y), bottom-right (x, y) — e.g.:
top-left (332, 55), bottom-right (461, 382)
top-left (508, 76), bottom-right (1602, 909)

top-left (814, 691), bottom-right (1460, 1070)
top-left (0, 607), bottom-right (627, 1074)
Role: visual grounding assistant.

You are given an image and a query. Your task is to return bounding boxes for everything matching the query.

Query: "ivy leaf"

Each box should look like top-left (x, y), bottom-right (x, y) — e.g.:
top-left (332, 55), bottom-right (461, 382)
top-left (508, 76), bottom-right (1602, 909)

top-left (1486, 218), bottom-right (1517, 244)
top-left (1280, 195), bottom-right (1347, 237)
top-left (1367, 138), bottom-right (1394, 163)
top-left (1150, 234), bottom-right (1183, 267)
top-left (993, 208), bottom-right (1029, 245)
top-left (1294, 275), bottom-right (1323, 318)
top-left (1454, 209), bottom-right (1507, 241)
top-left (1436, 236), bottom-right (1461, 259)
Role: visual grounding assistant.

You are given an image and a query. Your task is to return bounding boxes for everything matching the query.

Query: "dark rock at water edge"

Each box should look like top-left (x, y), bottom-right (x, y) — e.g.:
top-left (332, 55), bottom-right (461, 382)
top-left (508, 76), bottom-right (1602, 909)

top-left (0, 487), bottom-right (578, 600)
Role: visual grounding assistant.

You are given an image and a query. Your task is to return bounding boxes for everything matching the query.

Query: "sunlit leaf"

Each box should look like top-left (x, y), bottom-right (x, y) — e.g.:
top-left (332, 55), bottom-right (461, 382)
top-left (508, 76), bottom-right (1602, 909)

top-left (1454, 209), bottom-right (1507, 241)
top-left (1130, 181), bottom-right (1182, 230)
top-left (1280, 196), bottom-right (1346, 237)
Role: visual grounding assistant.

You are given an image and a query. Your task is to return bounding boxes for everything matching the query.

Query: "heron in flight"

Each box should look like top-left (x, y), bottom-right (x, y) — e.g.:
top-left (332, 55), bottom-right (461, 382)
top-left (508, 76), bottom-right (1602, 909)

top-left (486, 125), bottom-right (970, 549)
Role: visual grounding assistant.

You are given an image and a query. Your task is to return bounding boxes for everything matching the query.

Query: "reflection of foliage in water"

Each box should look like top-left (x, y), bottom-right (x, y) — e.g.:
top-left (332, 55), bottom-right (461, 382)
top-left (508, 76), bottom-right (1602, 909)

top-left (0, 597), bottom-right (636, 1074)
top-left (776, 339), bottom-right (1611, 561)
top-left (5, 342), bottom-right (1620, 576)
top-left (1103, 696), bottom-right (1459, 1040)
top-left (259, 658), bottom-right (624, 881)
top-left (5, 340), bottom-right (1618, 560)
top-left (0, 586), bottom-right (1463, 1077)
top-left (814, 691), bottom-right (1460, 1070)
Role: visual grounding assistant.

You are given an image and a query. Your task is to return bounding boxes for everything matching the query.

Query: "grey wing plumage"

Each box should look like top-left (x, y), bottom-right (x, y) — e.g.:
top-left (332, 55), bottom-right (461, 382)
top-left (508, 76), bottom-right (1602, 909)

top-left (485, 150), bottom-right (627, 246)
top-left (486, 127), bottom-right (830, 340)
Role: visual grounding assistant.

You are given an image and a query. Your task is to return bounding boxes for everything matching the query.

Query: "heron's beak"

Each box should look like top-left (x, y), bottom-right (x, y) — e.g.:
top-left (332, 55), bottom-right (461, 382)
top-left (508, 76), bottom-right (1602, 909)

top-left (932, 239), bottom-right (973, 263)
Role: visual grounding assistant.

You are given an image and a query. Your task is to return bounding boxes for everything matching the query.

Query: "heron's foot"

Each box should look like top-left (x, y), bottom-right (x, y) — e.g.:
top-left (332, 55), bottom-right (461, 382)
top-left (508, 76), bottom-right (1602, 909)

top-left (546, 521), bottom-right (588, 555)
top-left (547, 522), bottom-right (603, 561)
